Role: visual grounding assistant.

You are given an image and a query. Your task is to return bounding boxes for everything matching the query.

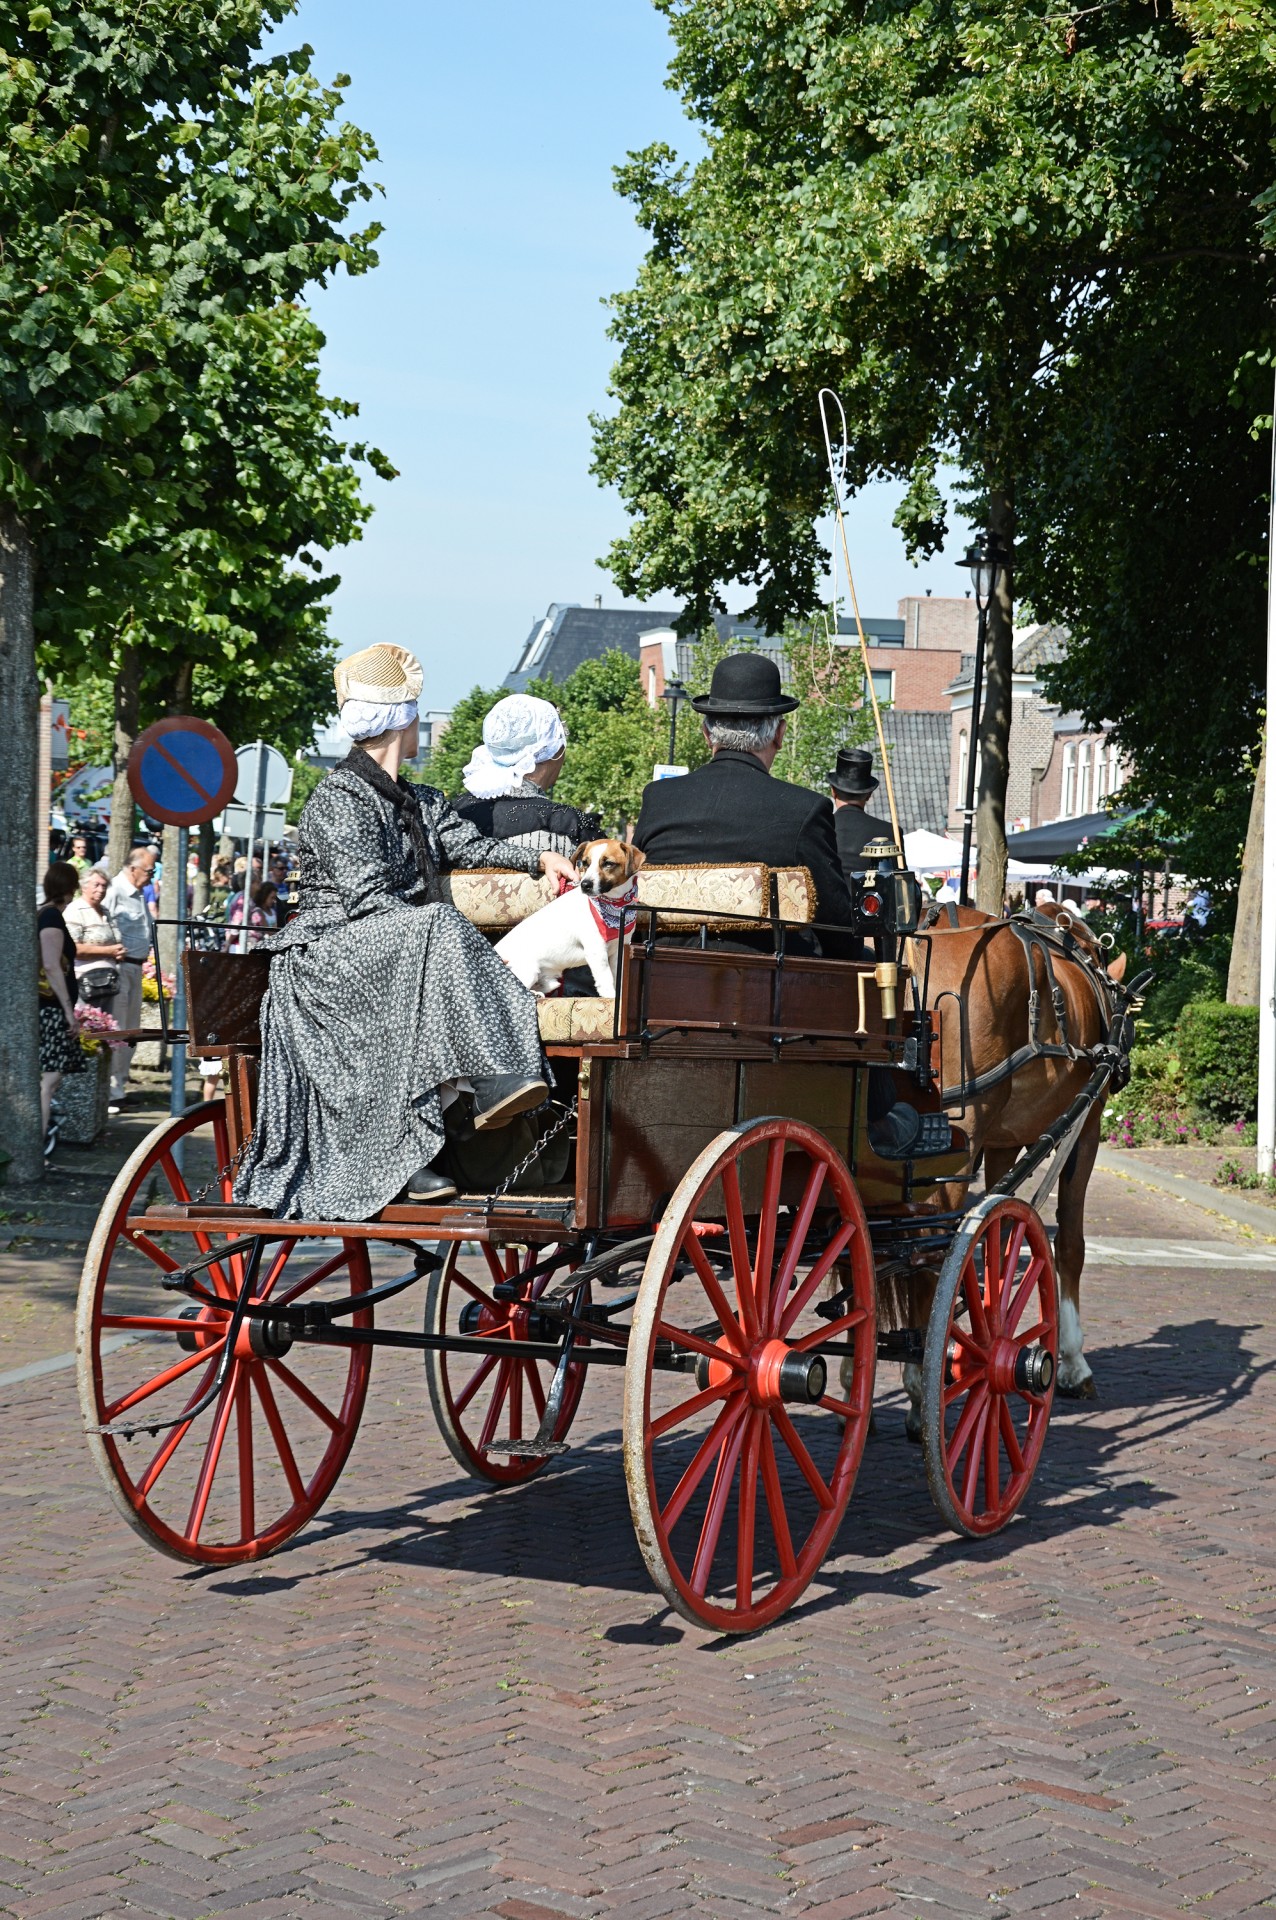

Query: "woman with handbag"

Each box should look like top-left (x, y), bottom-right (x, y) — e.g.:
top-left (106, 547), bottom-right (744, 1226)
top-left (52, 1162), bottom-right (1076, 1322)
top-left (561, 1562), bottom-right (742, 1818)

top-left (65, 867), bottom-right (126, 1006)
top-left (38, 863), bottom-right (88, 1135)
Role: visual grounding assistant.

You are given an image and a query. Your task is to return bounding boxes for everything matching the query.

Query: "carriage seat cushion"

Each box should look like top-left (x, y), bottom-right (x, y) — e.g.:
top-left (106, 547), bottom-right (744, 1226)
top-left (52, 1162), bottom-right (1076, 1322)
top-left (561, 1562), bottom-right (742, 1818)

top-left (442, 863), bottom-right (816, 935)
top-left (537, 996), bottom-right (615, 1043)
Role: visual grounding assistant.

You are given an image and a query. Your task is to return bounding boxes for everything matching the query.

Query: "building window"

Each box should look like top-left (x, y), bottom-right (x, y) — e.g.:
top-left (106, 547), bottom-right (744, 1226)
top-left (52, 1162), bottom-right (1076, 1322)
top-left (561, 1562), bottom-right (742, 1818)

top-left (647, 665), bottom-right (658, 707)
top-left (868, 669), bottom-right (894, 706)
top-left (1062, 743), bottom-right (1076, 817)
top-left (957, 729), bottom-right (968, 805)
top-left (1077, 742), bottom-right (1091, 816)
top-left (1108, 740), bottom-right (1123, 797)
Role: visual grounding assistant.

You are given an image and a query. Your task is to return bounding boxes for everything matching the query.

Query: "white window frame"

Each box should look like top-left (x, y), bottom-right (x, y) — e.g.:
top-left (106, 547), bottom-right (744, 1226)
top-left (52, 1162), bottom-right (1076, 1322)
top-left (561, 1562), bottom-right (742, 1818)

top-left (1062, 742), bottom-right (1076, 818)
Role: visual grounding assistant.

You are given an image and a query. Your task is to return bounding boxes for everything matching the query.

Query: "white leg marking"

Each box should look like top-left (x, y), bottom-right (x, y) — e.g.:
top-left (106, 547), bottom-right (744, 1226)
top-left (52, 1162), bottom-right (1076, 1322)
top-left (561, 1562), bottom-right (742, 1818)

top-left (1056, 1295), bottom-right (1092, 1390)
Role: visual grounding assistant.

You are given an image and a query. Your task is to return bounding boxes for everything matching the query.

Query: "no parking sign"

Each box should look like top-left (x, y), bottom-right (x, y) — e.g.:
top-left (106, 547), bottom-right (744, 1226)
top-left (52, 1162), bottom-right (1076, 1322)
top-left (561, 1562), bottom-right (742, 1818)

top-left (126, 718), bottom-right (238, 827)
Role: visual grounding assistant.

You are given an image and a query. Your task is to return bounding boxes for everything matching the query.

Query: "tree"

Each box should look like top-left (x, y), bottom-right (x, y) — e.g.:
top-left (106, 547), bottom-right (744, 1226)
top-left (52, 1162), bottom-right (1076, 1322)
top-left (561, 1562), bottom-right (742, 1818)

top-left (591, 0), bottom-right (1271, 914)
top-left (0, 1), bottom-right (382, 1179)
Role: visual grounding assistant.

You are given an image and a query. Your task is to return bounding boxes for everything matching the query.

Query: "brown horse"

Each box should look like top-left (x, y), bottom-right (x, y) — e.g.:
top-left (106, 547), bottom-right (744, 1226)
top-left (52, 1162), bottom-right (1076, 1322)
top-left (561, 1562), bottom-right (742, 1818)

top-left (895, 903), bottom-right (1129, 1423)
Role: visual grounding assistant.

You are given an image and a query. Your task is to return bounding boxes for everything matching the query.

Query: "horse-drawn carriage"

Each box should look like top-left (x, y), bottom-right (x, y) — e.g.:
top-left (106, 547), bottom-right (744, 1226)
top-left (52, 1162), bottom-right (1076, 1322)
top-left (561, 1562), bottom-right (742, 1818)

top-left (75, 858), bottom-right (1132, 1632)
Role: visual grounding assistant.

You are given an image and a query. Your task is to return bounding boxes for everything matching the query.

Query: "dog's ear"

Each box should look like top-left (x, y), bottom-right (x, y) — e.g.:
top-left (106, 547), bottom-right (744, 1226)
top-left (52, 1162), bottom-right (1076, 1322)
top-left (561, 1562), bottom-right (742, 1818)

top-left (573, 842), bottom-right (593, 868)
top-left (627, 846), bottom-right (647, 873)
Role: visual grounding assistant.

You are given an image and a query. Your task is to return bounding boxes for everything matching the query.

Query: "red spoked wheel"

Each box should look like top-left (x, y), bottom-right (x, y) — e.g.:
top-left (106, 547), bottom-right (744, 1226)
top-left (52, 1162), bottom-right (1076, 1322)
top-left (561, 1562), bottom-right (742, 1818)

top-left (76, 1102), bottom-right (371, 1564)
top-left (921, 1195), bottom-right (1057, 1538)
top-left (623, 1118), bottom-right (876, 1633)
top-left (423, 1241), bottom-right (589, 1485)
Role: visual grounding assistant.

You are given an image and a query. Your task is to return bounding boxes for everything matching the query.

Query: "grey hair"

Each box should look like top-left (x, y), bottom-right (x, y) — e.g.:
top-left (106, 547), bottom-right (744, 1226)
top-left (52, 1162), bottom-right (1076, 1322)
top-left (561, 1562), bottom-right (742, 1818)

top-left (703, 712), bottom-right (783, 755)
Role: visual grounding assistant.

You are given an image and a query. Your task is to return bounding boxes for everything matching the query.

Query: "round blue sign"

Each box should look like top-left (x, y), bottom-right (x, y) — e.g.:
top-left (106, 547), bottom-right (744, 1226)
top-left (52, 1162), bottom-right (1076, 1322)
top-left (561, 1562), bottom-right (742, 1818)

top-left (127, 719), bottom-right (239, 826)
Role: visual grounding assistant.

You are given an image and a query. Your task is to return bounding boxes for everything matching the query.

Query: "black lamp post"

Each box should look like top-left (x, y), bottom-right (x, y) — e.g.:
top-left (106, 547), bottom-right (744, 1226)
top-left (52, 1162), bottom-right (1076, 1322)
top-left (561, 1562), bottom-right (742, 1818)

top-left (958, 531), bottom-right (1006, 906)
top-left (662, 678), bottom-right (688, 764)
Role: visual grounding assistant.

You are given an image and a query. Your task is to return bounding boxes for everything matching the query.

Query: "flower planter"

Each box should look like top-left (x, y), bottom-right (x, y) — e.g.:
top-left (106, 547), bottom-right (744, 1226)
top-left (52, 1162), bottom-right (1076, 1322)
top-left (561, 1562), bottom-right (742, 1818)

top-left (57, 1047), bottom-right (112, 1146)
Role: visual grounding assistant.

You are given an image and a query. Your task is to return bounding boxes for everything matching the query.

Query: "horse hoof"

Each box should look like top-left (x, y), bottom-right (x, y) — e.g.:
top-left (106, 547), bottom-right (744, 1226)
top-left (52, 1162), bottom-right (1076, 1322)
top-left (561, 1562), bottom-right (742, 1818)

top-left (904, 1420), bottom-right (923, 1446)
top-left (1057, 1376), bottom-right (1098, 1401)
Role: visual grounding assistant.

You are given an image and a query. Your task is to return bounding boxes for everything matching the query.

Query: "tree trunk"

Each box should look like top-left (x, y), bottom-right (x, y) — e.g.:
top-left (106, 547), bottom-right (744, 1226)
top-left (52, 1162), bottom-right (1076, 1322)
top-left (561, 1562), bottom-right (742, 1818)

top-left (1228, 735), bottom-right (1264, 1005)
top-left (0, 512), bottom-right (44, 1186)
top-left (975, 488), bottom-right (1016, 915)
top-left (192, 818), bottom-right (214, 915)
top-left (108, 644), bottom-right (139, 876)
top-left (157, 660), bottom-right (194, 981)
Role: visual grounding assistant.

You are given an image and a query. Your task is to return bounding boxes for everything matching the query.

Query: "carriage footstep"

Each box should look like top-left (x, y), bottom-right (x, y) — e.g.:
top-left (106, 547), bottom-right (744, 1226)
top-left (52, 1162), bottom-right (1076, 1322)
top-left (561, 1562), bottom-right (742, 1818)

top-left (487, 1438), bottom-right (571, 1458)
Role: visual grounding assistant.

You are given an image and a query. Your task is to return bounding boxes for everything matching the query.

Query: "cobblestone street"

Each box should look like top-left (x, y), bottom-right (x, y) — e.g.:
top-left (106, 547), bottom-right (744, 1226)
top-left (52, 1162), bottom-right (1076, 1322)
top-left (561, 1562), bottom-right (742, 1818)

top-left (2, 1119), bottom-right (1275, 1919)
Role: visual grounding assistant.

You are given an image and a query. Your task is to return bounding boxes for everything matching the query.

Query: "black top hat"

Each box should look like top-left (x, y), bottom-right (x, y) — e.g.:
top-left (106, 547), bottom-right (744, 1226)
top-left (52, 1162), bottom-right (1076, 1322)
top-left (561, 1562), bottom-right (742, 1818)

top-left (827, 746), bottom-right (879, 796)
top-left (691, 652), bottom-right (800, 717)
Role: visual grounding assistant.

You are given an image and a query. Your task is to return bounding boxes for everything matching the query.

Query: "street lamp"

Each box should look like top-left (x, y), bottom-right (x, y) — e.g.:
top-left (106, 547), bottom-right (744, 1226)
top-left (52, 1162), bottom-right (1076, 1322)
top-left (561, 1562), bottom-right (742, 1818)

top-left (958, 530), bottom-right (1006, 906)
top-left (662, 678), bottom-right (688, 765)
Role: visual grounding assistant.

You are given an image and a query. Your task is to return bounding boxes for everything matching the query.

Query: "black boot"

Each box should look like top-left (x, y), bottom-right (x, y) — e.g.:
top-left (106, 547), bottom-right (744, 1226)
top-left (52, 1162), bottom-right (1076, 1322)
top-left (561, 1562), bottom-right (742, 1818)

top-left (472, 1073), bottom-right (549, 1133)
top-left (403, 1160), bottom-right (458, 1202)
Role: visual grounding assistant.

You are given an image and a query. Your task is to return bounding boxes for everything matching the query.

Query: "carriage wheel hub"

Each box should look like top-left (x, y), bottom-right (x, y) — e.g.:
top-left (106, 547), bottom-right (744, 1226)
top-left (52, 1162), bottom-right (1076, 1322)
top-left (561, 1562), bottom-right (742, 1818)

top-left (752, 1339), bottom-right (827, 1407)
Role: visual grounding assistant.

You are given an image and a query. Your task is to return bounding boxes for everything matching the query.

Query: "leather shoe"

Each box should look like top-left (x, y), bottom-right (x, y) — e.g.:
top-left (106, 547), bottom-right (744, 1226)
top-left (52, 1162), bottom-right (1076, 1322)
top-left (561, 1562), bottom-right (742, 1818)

top-left (404, 1161), bottom-right (458, 1202)
top-left (472, 1074), bottom-right (549, 1132)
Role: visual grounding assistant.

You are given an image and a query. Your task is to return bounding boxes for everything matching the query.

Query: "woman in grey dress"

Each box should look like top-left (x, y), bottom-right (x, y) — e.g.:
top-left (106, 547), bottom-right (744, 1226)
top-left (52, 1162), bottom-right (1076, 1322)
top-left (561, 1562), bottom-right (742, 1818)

top-left (235, 645), bottom-right (575, 1222)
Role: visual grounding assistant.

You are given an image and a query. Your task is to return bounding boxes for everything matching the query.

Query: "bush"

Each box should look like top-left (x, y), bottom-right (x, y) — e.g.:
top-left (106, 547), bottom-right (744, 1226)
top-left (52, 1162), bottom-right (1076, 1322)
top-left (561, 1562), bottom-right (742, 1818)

top-left (1176, 1001), bottom-right (1259, 1122)
top-left (1103, 1039), bottom-right (1207, 1147)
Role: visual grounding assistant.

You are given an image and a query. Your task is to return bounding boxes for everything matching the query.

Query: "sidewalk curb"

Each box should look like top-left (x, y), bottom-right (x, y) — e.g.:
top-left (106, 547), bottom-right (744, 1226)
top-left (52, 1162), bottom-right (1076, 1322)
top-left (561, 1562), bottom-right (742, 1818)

top-left (1095, 1146), bottom-right (1276, 1242)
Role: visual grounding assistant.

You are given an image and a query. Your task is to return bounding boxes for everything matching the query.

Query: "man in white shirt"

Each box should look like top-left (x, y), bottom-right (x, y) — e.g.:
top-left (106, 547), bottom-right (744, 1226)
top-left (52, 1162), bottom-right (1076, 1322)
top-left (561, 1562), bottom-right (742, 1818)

top-left (104, 847), bottom-right (157, 1105)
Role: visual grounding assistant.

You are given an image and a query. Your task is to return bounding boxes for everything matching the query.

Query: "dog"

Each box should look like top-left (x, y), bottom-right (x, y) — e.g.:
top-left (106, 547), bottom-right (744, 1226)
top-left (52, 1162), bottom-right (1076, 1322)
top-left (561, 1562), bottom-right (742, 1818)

top-left (495, 840), bottom-right (646, 999)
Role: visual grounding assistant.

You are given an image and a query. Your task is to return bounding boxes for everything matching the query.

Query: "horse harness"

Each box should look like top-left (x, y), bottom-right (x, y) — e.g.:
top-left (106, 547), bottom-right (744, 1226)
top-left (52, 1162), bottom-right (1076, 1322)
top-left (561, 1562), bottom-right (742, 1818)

top-left (917, 904), bottom-right (1144, 1107)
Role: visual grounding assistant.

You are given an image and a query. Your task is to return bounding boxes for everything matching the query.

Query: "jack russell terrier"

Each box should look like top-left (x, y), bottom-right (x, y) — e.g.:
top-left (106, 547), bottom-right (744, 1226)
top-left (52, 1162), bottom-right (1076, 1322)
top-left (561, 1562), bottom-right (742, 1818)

top-left (495, 840), bottom-right (646, 999)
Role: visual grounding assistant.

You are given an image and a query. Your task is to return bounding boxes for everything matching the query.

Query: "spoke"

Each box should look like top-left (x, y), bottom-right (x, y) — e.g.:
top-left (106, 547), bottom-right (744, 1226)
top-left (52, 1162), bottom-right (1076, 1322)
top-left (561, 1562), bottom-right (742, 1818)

top-left (996, 1222), bottom-right (1026, 1325)
top-left (159, 1152), bottom-right (192, 1206)
top-left (654, 1319), bottom-right (747, 1369)
top-left (984, 1393), bottom-right (1001, 1512)
top-left (477, 1361), bottom-right (512, 1451)
top-left (998, 1395), bottom-right (1026, 1479)
top-left (773, 1407), bottom-right (835, 1510)
top-left (984, 1223), bottom-right (1005, 1326)
top-left (1013, 1319), bottom-right (1047, 1350)
top-left (452, 1353), bottom-right (499, 1417)
top-left (650, 1379), bottom-right (734, 1440)
top-left (1005, 1257), bottom-right (1046, 1337)
top-left (946, 1379), bottom-right (989, 1471)
top-left (736, 1413), bottom-right (761, 1613)
top-left (185, 1364), bottom-right (239, 1543)
top-left (759, 1419), bottom-right (798, 1579)
top-left (962, 1251), bottom-right (991, 1346)
top-left (265, 1358), bottom-right (342, 1433)
top-left (690, 1408), bottom-right (749, 1598)
top-left (104, 1340), bottom-right (226, 1421)
top-left (236, 1378), bottom-right (255, 1542)
top-left (752, 1141), bottom-right (785, 1332)
top-left (450, 1269), bottom-right (496, 1311)
top-left (122, 1231), bottom-right (182, 1275)
top-left (137, 1358), bottom-right (220, 1497)
top-left (791, 1306), bottom-right (866, 1352)
top-left (721, 1158), bottom-right (759, 1340)
top-left (950, 1323), bottom-right (984, 1357)
top-left (778, 1219), bottom-right (857, 1338)
top-left (943, 1368), bottom-right (984, 1408)
top-left (252, 1368), bottom-right (306, 1503)
top-left (769, 1160), bottom-right (827, 1335)
top-left (266, 1244), bottom-right (349, 1305)
top-left (685, 1236), bottom-right (747, 1351)
top-left (659, 1395), bottom-right (748, 1534)
top-left (817, 1394), bottom-right (856, 1418)
top-left (960, 1393), bottom-right (992, 1512)
top-left (481, 1244), bottom-right (508, 1288)
top-left (524, 1361), bottom-right (547, 1421)
top-left (100, 1313), bottom-right (226, 1335)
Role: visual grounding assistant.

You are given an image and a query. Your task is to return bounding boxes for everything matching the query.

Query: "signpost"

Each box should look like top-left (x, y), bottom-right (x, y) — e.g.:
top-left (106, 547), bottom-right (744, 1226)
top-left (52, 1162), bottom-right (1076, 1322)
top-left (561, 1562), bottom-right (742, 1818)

top-left (230, 745), bottom-right (293, 951)
top-left (126, 720), bottom-right (239, 1158)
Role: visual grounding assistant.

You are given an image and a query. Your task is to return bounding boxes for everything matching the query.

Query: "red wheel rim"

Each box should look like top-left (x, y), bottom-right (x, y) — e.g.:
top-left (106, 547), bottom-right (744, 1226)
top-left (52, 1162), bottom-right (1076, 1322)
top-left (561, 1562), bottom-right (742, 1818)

top-left (427, 1242), bottom-right (588, 1485)
top-left (77, 1103), bottom-right (371, 1564)
top-left (934, 1199), bottom-right (1056, 1536)
top-left (627, 1119), bottom-right (876, 1632)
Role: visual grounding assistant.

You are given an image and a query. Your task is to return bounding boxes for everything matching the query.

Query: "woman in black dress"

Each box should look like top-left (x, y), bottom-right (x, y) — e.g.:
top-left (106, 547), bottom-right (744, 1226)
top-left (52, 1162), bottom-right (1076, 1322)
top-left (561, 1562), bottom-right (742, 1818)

top-left (38, 861), bottom-right (85, 1134)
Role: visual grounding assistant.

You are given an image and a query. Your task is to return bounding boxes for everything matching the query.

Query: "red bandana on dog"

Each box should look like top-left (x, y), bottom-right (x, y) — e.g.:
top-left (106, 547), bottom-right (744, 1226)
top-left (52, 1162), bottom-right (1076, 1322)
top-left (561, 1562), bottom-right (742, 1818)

top-left (588, 880), bottom-right (639, 942)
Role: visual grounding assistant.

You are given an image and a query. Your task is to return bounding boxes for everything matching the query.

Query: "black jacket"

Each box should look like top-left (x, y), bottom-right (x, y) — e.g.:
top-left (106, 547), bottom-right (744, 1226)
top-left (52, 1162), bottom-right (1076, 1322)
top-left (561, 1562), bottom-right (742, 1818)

top-left (834, 803), bottom-right (896, 880)
top-left (633, 751), bottom-right (859, 957)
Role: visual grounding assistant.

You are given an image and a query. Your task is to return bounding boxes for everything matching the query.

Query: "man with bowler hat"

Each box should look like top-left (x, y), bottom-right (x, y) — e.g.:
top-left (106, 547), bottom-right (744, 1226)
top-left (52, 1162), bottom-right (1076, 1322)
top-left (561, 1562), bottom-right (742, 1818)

top-left (633, 653), bottom-right (857, 955)
top-left (828, 747), bottom-right (895, 882)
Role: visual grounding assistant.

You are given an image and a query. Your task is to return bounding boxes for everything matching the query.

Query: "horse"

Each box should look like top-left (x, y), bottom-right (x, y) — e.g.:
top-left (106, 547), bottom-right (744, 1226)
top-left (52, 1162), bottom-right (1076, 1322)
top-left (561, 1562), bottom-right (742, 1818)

top-left (889, 901), bottom-right (1131, 1432)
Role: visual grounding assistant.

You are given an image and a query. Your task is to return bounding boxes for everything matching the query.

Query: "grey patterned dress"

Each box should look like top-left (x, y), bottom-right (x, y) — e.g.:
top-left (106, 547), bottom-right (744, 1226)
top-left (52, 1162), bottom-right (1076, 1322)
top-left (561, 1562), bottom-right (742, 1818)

top-left (235, 751), bottom-right (545, 1222)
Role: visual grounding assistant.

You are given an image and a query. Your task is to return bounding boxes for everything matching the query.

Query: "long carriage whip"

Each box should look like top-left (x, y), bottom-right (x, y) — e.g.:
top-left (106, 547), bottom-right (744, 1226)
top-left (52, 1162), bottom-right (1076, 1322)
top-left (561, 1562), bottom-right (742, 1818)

top-left (818, 389), bottom-right (905, 867)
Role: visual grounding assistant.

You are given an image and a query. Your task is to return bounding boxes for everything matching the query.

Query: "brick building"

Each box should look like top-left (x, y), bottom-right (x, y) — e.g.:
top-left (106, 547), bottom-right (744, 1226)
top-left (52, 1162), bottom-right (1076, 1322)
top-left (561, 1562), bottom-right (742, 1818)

top-left (946, 625), bottom-right (1069, 835)
top-left (1032, 716), bottom-right (1126, 827)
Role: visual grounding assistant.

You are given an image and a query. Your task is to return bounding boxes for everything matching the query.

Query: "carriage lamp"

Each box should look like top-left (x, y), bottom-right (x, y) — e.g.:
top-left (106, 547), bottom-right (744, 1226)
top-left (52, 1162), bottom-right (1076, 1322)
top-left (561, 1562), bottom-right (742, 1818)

top-left (958, 529), bottom-right (1009, 905)
top-left (661, 678), bottom-right (688, 763)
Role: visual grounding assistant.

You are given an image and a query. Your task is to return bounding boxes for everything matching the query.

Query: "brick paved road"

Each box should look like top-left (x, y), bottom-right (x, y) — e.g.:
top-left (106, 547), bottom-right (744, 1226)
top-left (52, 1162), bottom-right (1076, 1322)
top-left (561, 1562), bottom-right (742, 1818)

top-left (2, 1174), bottom-right (1275, 1919)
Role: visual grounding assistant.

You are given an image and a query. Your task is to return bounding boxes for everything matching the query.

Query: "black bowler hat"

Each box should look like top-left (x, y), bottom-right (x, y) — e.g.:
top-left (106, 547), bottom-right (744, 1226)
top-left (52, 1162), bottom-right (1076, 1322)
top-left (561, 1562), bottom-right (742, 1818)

top-left (827, 747), bottom-right (879, 796)
top-left (691, 652), bottom-right (800, 717)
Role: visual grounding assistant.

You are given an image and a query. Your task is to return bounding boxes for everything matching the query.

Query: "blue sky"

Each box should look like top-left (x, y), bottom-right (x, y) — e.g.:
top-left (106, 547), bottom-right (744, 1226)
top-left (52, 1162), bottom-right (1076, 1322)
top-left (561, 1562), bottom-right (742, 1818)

top-left (287, 0), bottom-right (975, 709)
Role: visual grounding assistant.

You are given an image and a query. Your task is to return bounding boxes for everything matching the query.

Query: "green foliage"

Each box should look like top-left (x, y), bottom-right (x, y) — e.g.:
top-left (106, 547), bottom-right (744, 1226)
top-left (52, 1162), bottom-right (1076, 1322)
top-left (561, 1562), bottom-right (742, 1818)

top-left (284, 757), bottom-right (324, 826)
top-left (1135, 934), bottom-right (1232, 1039)
top-left (425, 683), bottom-right (511, 797)
top-left (1176, 1001), bottom-right (1260, 1121)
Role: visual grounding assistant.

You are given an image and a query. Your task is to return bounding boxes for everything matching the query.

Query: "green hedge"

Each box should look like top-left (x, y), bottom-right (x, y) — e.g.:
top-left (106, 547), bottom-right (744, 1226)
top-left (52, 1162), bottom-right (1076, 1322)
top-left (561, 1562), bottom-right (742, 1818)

top-left (1176, 1002), bottom-right (1259, 1122)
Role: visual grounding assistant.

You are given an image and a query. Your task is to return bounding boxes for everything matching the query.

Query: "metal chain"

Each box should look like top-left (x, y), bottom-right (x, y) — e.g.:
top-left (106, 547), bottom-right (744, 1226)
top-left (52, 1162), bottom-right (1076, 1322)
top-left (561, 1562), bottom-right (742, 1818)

top-left (483, 1097), bottom-right (578, 1208)
top-left (190, 1136), bottom-right (251, 1207)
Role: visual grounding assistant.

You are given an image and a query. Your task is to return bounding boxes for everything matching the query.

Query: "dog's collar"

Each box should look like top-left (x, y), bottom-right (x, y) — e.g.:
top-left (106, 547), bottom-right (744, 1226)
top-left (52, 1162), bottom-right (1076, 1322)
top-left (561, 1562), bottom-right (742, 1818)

top-left (588, 880), bottom-right (639, 941)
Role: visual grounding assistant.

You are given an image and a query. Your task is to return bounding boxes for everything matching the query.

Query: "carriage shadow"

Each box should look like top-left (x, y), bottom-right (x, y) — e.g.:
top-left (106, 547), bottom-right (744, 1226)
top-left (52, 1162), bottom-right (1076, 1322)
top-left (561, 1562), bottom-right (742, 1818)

top-left (206, 1315), bottom-right (1267, 1622)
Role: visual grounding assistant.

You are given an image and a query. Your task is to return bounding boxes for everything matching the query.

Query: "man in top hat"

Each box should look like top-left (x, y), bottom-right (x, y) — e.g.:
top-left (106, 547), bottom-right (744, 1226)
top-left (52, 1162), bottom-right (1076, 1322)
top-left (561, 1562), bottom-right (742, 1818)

top-left (633, 653), bottom-right (857, 955)
top-left (828, 747), bottom-right (895, 883)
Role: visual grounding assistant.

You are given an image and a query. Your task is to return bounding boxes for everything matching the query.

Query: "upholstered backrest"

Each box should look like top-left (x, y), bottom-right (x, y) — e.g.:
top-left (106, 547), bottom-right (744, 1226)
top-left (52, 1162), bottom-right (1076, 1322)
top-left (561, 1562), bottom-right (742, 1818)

top-left (440, 869), bottom-right (556, 929)
top-left (772, 867), bottom-right (815, 925)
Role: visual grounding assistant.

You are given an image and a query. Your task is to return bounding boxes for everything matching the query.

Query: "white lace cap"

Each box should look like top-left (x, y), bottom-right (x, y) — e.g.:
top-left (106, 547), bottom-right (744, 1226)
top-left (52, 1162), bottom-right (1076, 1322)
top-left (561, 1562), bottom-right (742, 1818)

top-left (340, 698), bottom-right (419, 742)
top-left (462, 695), bottom-right (567, 799)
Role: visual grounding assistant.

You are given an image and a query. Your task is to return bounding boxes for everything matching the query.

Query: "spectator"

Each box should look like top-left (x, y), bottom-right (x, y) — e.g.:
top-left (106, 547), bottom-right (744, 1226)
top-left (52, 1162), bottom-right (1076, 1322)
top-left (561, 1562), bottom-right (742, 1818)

top-left (65, 867), bottom-right (126, 1003)
top-left (227, 880), bottom-right (279, 946)
top-left (208, 856), bottom-right (233, 918)
top-left (104, 846), bottom-right (157, 1109)
top-left (66, 832), bottom-right (93, 875)
top-left (38, 862), bottom-right (86, 1136)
